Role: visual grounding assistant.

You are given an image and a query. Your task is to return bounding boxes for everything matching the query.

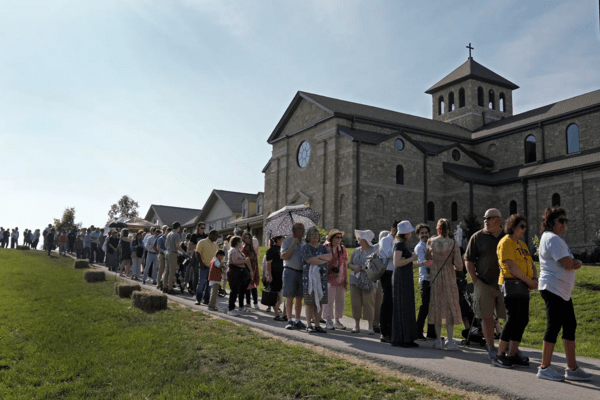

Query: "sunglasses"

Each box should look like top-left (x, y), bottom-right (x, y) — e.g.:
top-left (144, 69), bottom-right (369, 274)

top-left (483, 216), bottom-right (498, 221)
top-left (519, 224), bottom-right (527, 230)
top-left (333, 235), bottom-right (342, 239)
top-left (558, 218), bottom-right (568, 224)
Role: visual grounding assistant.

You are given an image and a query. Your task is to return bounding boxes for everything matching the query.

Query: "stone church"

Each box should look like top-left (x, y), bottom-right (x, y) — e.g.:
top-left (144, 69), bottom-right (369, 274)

top-left (262, 54), bottom-right (600, 252)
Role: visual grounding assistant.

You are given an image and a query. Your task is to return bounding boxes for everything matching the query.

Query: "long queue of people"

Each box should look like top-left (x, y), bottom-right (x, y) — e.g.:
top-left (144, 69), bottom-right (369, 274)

top-left (4, 205), bottom-right (591, 383)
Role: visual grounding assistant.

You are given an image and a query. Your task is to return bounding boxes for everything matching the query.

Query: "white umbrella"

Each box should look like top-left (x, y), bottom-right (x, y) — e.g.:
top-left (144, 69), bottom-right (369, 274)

top-left (265, 204), bottom-right (320, 237)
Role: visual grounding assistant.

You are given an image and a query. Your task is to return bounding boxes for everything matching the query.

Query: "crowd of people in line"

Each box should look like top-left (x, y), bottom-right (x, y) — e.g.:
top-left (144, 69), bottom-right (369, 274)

top-left (2, 205), bottom-right (592, 382)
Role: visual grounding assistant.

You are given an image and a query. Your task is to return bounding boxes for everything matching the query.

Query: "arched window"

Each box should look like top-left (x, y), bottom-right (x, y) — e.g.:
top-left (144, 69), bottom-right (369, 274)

top-left (448, 92), bottom-right (455, 112)
top-left (427, 201), bottom-right (435, 221)
top-left (567, 124), bottom-right (580, 154)
top-left (510, 200), bottom-right (517, 215)
top-left (396, 165), bottom-right (404, 185)
top-left (459, 88), bottom-right (465, 108)
top-left (438, 96), bottom-right (444, 115)
top-left (552, 193), bottom-right (561, 207)
top-left (488, 90), bottom-right (495, 110)
top-left (525, 135), bottom-right (536, 163)
top-left (477, 87), bottom-right (484, 107)
top-left (451, 202), bottom-right (458, 222)
top-left (499, 92), bottom-right (506, 112)
top-left (339, 194), bottom-right (345, 215)
top-left (376, 195), bottom-right (384, 216)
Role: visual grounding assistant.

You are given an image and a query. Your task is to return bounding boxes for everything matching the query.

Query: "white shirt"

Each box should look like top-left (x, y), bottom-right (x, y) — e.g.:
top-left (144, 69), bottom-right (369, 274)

top-left (379, 233), bottom-right (396, 271)
top-left (145, 235), bottom-right (157, 252)
top-left (539, 231), bottom-right (575, 301)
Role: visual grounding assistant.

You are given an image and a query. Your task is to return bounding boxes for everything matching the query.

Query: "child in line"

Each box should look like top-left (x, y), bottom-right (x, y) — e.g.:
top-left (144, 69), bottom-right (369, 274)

top-left (208, 250), bottom-right (226, 311)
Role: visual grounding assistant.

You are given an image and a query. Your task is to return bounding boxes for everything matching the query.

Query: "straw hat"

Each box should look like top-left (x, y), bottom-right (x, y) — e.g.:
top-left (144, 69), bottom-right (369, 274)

top-left (327, 229), bottom-right (345, 242)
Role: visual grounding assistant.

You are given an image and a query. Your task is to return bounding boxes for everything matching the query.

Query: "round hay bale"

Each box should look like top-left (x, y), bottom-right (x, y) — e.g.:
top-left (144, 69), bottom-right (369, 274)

top-left (16, 245), bottom-right (30, 251)
top-left (84, 270), bottom-right (106, 283)
top-left (115, 283), bottom-right (141, 298)
top-left (132, 292), bottom-right (167, 312)
top-left (74, 259), bottom-right (90, 269)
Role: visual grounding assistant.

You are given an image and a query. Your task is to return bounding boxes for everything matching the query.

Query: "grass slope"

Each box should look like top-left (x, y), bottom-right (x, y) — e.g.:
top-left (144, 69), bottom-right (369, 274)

top-left (0, 249), bottom-right (465, 399)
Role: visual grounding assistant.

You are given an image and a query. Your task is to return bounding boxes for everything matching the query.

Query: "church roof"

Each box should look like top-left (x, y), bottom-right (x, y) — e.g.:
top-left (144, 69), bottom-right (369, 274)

top-left (267, 91), bottom-right (472, 143)
top-left (443, 149), bottom-right (600, 185)
top-left (472, 89), bottom-right (600, 139)
top-left (425, 58), bottom-right (519, 94)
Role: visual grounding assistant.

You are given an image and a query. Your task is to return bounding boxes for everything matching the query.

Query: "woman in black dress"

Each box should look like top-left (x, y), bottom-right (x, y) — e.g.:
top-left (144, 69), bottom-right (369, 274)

top-left (266, 235), bottom-right (285, 321)
top-left (118, 229), bottom-right (132, 276)
top-left (391, 221), bottom-right (420, 347)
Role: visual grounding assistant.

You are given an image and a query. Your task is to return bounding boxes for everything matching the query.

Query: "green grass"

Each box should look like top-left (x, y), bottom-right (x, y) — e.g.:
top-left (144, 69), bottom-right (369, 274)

top-left (259, 246), bottom-right (600, 357)
top-left (0, 249), bottom-right (466, 399)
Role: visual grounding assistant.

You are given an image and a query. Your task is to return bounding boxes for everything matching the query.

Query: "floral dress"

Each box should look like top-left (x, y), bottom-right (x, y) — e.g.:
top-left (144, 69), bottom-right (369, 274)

top-left (301, 243), bottom-right (330, 305)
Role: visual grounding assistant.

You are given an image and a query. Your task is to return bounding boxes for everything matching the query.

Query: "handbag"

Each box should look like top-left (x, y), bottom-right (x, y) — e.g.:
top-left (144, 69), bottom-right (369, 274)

top-left (502, 278), bottom-right (529, 299)
top-left (366, 252), bottom-right (386, 282)
top-left (260, 284), bottom-right (279, 307)
top-left (355, 271), bottom-right (374, 291)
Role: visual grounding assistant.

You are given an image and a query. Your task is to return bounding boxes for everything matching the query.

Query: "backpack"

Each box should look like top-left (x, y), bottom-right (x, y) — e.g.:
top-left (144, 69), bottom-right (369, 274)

top-left (366, 251), bottom-right (386, 282)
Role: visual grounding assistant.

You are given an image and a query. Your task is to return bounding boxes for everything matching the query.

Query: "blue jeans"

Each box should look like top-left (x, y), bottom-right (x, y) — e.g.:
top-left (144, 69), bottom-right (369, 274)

top-left (195, 268), bottom-right (211, 303)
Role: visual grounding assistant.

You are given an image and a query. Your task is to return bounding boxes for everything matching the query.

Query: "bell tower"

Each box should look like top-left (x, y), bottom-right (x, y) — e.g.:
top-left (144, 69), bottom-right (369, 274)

top-left (425, 44), bottom-right (519, 131)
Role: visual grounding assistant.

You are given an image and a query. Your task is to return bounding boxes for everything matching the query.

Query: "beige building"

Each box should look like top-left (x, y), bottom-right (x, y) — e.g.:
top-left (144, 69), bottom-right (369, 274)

top-left (262, 56), bottom-right (600, 253)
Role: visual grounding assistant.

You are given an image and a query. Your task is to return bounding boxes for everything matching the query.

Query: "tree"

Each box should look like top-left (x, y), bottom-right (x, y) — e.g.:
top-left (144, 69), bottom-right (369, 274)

top-left (108, 195), bottom-right (139, 223)
top-left (54, 207), bottom-right (82, 233)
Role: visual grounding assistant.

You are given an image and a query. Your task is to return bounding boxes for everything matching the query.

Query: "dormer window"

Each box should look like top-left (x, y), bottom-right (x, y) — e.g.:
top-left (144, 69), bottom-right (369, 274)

top-left (257, 198), bottom-right (263, 215)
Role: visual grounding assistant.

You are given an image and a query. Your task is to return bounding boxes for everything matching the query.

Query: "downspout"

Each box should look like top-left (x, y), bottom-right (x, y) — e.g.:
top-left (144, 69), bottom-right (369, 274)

top-left (355, 141), bottom-right (360, 231)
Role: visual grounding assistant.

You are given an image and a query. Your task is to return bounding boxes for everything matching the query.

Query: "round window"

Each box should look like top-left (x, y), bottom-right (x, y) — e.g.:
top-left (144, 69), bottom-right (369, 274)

top-left (452, 149), bottom-right (461, 161)
top-left (297, 141), bottom-right (311, 168)
top-left (395, 139), bottom-right (405, 152)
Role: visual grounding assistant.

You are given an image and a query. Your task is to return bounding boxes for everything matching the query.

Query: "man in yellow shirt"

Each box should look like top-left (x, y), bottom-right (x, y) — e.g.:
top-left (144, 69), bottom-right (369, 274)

top-left (195, 230), bottom-right (220, 305)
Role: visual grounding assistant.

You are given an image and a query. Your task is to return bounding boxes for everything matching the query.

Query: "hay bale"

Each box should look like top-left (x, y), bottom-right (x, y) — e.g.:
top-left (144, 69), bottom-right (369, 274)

top-left (16, 245), bottom-right (30, 251)
top-left (74, 259), bottom-right (90, 269)
top-left (115, 283), bottom-right (141, 298)
top-left (84, 270), bottom-right (106, 283)
top-left (132, 292), bottom-right (167, 312)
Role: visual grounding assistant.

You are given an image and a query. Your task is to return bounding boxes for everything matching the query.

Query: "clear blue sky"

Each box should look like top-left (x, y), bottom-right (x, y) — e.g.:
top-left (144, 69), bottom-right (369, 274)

top-left (2, 0), bottom-right (599, 231)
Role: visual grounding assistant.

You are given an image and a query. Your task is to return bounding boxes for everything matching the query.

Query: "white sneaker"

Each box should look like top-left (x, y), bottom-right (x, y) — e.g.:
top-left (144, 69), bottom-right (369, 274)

top-left (325, 320), bottom-right (335, 330)
top-left (446, 339), bottom-right (459, 351)
top-left (254, 303), bottom-right (260, 310)
top-left (565, 366), bottom-right (593, 381)
top-left (333, 321), bottom-right (346, 330)
top-left (227, 310), bottom-right (240, 316)
top-left (433, 339), bottom-right (442, 350)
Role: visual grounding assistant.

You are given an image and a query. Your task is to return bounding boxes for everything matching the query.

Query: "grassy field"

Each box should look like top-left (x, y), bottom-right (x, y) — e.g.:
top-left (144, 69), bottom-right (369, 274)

top-left (0, 248), bottom-right (469, 399)
top-left (259, 246), bottom-right (600, 357)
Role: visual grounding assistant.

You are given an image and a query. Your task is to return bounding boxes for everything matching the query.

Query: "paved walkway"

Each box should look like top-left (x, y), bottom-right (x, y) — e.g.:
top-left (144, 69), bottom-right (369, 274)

top-left (96, 262), bottom-right (599, 400)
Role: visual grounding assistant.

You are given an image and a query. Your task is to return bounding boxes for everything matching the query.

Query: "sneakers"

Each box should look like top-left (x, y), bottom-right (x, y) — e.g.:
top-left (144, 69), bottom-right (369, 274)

top-left (333, 321), bottom-right (346, 330)
top-left (492, 354), bottom-right (514, 369)
top-left (487, 346), bottom-right (498, 360)
top-left (446, 339), bottom-right (459, 351)
top-left (433, 339), bottom-right (442, 350)
top-left (285, 321), bottom-right (294, 330)
top-left (294, 320), bottom-right (306, 330)
top-left (227, 310), bottom-right (240, 316)
top-left (325, 320), bottom-right (335, 330)
top-left (507, 354), bottom-right (529, 368)
top-left (416, 334), bottom-right (428, 341)
top-left (366, 330), bottom-right (375, 335)
top-left (208, 305), bottom-right (219, 312)
top-left (537, 366), bottom-right (565, 381)
top-left (565, 366), bottom-right (592, 381)
top-left (515, 350), bottom-right (529, 363)
top-left (253, 303), bottom-right (260, 310)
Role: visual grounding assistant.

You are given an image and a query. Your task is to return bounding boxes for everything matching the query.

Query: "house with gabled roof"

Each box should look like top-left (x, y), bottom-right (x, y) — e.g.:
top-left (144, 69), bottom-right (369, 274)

top-left (263, 53), bottom-right (600, 251)
top-left (189, 189), bottom-right (264, 244)
top-left (144, 205), bottom-right (202, 229)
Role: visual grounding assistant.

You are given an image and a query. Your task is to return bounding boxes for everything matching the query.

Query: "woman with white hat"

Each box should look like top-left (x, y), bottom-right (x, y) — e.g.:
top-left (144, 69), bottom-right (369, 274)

top-left (323, 229), bottom-right (348, 330)
top-left (348, 229), bottom-right (378, 334)
top-left (391, 221), bottom-right (420, 347)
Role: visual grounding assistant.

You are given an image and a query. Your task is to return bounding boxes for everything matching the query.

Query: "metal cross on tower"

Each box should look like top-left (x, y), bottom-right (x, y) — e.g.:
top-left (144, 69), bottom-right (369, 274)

top-left (466, 43), bottom-right (474, 59)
